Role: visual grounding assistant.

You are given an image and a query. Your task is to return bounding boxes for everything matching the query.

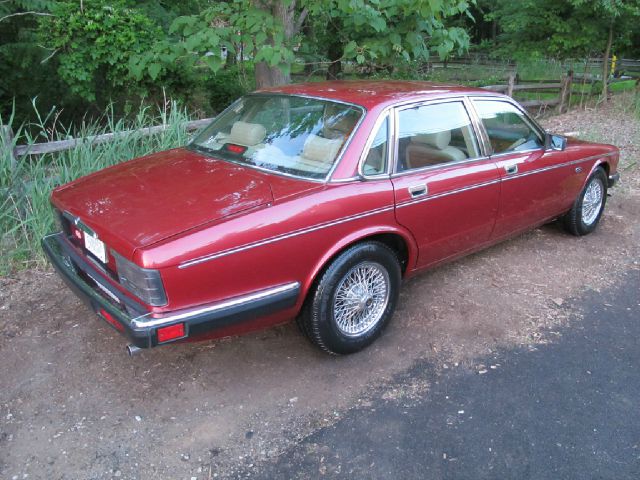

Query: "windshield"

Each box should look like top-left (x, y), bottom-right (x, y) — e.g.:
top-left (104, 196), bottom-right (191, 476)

top-left (190, 94), bottom-right (363, 180)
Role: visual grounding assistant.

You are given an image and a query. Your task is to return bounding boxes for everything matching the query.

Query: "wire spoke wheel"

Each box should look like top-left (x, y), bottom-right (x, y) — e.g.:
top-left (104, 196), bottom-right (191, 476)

top-left (333, 261), bottom-right (390, 337)
top-left (582, 178), bottom-right (604, 226)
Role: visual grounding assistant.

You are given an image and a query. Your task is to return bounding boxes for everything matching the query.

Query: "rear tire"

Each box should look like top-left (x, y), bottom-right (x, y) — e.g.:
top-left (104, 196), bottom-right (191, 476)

top-left (563, 167), bottom-right (607, 236)
top-left (298, 241), bottom-right (401, 355)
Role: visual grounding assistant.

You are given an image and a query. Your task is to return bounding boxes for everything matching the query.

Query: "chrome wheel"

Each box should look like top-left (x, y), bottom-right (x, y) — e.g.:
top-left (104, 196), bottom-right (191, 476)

top-left (333, 261), bottom-right (390, 337)
top-left (582, 178), bottom-right (604, 226)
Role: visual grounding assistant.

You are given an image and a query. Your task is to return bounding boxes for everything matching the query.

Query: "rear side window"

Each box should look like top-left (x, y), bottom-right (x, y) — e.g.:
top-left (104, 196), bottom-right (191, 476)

top-left (362, 116), bottom-right (389, 176)
top-left (396, 101), bottom-right (480, 172)
top-left (473, 100), bottom-right (544, 154)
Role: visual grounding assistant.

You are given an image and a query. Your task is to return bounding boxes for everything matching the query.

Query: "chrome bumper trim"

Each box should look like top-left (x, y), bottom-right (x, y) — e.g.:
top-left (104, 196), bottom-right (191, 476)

top-left (130, 282), bottom-right (301, 328)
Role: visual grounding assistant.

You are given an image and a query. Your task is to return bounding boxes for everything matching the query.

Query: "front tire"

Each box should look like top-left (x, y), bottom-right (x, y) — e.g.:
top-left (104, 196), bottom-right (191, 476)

top-left (563, 167), bottom-right (608, 236)
top-left (298, 241), bottom-right (401, 355)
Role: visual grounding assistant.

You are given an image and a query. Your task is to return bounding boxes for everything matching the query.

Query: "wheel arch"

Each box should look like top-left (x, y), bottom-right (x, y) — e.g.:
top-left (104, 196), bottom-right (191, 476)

top-left (300, 226), bottom-right (418, 304)
top-left (584, 159), bottom-right (609, 189)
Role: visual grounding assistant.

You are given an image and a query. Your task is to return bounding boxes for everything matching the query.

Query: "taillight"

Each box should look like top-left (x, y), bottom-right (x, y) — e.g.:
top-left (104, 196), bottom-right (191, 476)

top-left (157, 323), bottom-right (185, 343)
top-left (112, 251), bottom-right (167, 306)
top-left (71, 225), bottom-right (83, 241)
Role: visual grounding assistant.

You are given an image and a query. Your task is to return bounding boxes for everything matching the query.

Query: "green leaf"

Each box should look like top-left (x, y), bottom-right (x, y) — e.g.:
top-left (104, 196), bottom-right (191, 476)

top-left (344, 40), bottom-right (358, 58)
top-left (147, 62), bottom-right (161, 80)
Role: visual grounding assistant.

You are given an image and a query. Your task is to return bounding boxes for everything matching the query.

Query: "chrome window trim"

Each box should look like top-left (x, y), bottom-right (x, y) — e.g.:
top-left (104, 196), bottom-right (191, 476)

top-left (389, 155), bottom-right (493, 179)
top-left (462, 96), bottom-right (493, 156)
top-left (328, 176), bottom-right (361, 184)
top-left (489, 147), bottom-right (545, 159)
top-left (468, 96), bottom-right (547, 156)
top-left (131, 282), bottom-right (300, 328)
top-left (188, 93), bottom-right (367, 184)
top-left (390, 96), bottom-right (489, 177)
top-left (356, 108), bottom-right (394, 180)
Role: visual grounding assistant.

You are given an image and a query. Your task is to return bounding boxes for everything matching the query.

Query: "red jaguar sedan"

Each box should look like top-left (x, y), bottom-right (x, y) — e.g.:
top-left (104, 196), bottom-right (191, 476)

top-left (43, 81), bottom-right (620, 355)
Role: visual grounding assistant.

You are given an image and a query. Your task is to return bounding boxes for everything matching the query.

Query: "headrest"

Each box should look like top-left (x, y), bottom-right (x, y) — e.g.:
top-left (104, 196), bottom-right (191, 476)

top-left (411, 130), bottom-right (451, 150)
top-left (228, 121), bottom-right (266, 146)
top-left (323, 107), bottom-right (358, 138)
top-left (302, 134), bottom-right (343, 164)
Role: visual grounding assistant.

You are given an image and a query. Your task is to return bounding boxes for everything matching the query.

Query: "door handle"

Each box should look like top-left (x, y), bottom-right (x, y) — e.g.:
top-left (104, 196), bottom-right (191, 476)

top-left (504, 164), bottom-right (518, 175)
top-left (408, 183), bottom-right (428, 198)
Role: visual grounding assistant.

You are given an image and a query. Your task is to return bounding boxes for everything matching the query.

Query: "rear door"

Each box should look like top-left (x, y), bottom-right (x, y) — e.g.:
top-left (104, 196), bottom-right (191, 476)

top-left (391, 98), bottom-right (501, 269)
top-left (470, 98), bottom-right (570, 239)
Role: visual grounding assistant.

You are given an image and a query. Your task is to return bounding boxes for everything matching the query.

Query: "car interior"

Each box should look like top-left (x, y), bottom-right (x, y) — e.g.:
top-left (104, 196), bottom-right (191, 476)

top-left (396, 104), bottom-right (480, 172)
top-left (203, 98), bottom-right (361, 177)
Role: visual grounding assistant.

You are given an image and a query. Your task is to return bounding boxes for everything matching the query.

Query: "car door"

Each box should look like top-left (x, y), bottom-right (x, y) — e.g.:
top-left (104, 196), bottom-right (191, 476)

top-left (391, 98), bottom-right (501, 269)
top-left (470, 98), bottom-right (570, 240)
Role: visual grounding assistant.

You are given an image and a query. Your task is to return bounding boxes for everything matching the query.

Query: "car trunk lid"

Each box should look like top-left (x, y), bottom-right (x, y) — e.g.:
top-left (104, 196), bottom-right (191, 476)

top-left (52, 148), bottom-right (274, 259)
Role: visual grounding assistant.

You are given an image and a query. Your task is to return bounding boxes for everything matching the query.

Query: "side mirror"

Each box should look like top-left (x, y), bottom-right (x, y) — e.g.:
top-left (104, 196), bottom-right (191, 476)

top-left (545, 133), bottom-right (567, 151)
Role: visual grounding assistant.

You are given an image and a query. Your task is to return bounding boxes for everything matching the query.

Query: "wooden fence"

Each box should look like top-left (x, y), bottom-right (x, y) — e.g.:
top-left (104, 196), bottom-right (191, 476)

top-left (430, 54), bottom-right (640, 77)
top-left (2, 58), bottom-right (638, 163)
top-left (481, 72), bottom-right (574, 112)
top-left (1, 117), bottom-right (213, 170)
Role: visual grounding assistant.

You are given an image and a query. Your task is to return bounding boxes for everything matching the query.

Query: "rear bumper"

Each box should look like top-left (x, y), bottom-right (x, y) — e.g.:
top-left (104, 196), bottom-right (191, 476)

top-left (42, 232), bottom-right (300, 350)
top-left (608, 172), bottom-right (620, 188)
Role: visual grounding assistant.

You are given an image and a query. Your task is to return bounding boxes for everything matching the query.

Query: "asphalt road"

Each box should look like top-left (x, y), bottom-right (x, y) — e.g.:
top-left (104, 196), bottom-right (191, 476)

top-left (249, 267), bottom-right (640, 479)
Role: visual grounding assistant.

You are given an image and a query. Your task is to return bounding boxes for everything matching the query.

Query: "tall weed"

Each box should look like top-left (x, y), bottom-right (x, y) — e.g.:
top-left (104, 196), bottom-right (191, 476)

top-left (0, 100), bottom-right (195, 273)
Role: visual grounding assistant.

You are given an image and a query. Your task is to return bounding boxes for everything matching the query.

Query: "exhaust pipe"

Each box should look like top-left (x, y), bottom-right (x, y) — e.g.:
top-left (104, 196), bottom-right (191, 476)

top-left (126, 344), bottom-right (143, 356)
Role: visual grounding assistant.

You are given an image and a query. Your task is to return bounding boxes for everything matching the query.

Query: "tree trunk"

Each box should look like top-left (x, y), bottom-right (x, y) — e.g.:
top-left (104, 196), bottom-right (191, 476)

top-left (325, 19), bottom-right (342, 80)
top-left (254, 0), bottom-right (306, 88)
top-left (601, 19), bottom-right (614, 101)
top-left (255, 61), bottom-right (290, 88)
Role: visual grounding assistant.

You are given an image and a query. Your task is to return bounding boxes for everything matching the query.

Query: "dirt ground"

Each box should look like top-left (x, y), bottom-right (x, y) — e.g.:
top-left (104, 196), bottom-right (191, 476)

top-left (1, 101), bottom-right (639, 480)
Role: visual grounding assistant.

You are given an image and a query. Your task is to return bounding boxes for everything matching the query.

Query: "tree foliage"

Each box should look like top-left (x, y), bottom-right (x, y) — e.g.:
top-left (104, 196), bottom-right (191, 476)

top-left (39, 0), bottom-right (162, 102)
top-left (5, 0), bottom-right (640, 129)
top-left (133, 0), bottom-right (473, 88)
top-left (480, 0), bottom-right (640, 59)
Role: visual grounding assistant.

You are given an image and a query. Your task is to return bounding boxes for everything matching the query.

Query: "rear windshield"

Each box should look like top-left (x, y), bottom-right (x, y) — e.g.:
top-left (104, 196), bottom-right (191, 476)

top-left (190, 94), bottom-right (363, 180)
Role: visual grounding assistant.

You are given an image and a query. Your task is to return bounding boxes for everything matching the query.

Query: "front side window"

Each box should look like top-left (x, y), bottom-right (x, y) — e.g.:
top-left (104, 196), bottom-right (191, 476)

top-left (362, 116), bottom-right (389, 176)
top-left (396, 101), bottom-right (480, 172)
top-left (190, 95), bottom-right (363, 179)
top-left (473, 100), bottom-right (544, 154)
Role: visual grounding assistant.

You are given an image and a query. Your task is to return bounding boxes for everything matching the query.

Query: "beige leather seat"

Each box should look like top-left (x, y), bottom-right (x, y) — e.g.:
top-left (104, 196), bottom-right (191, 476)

top-left (405, 130), bottom-right (467, 169)
top-left (295, 134), bottom-right (343, 173)
top-left (228, 121), bottom-right (267, 146)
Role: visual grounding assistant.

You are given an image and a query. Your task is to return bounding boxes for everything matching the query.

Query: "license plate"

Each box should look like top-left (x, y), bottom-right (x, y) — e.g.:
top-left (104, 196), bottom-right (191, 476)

top-left (84, 233), bottom-right (107, 263)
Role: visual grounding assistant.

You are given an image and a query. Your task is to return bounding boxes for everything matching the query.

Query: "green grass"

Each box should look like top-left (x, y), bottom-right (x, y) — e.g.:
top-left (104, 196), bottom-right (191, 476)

top-left (0, 101), bottom-right (195, 273)
top-left (609, 79), bottom-right (637, 93)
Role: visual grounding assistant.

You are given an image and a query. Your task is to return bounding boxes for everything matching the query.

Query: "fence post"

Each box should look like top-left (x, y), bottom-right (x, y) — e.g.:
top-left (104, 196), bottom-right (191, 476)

top-left (558, 70), bottom-right (573, 114)
top-left (0, 124), bottom-right (18, 173)
top-left (507, 73), bottom-right (516, 97)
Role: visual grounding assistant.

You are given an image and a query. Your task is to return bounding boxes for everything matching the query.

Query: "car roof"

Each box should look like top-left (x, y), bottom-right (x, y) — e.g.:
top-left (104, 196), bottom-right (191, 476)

top-left (257, 80), bottom-right (494, 110)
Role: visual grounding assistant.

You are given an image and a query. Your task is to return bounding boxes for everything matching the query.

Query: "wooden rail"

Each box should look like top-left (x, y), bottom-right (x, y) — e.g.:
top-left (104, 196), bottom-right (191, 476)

top-left (481, 71), bottom-right (575, 113)
top-left (10, 118), bottom-right (212, 158)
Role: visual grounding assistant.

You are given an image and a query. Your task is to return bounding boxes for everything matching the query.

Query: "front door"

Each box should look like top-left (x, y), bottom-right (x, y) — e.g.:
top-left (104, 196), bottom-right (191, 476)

top-left (391, 99), bottom-right (501, 269)
top-left (470, 98), bottom-right (570, 239)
